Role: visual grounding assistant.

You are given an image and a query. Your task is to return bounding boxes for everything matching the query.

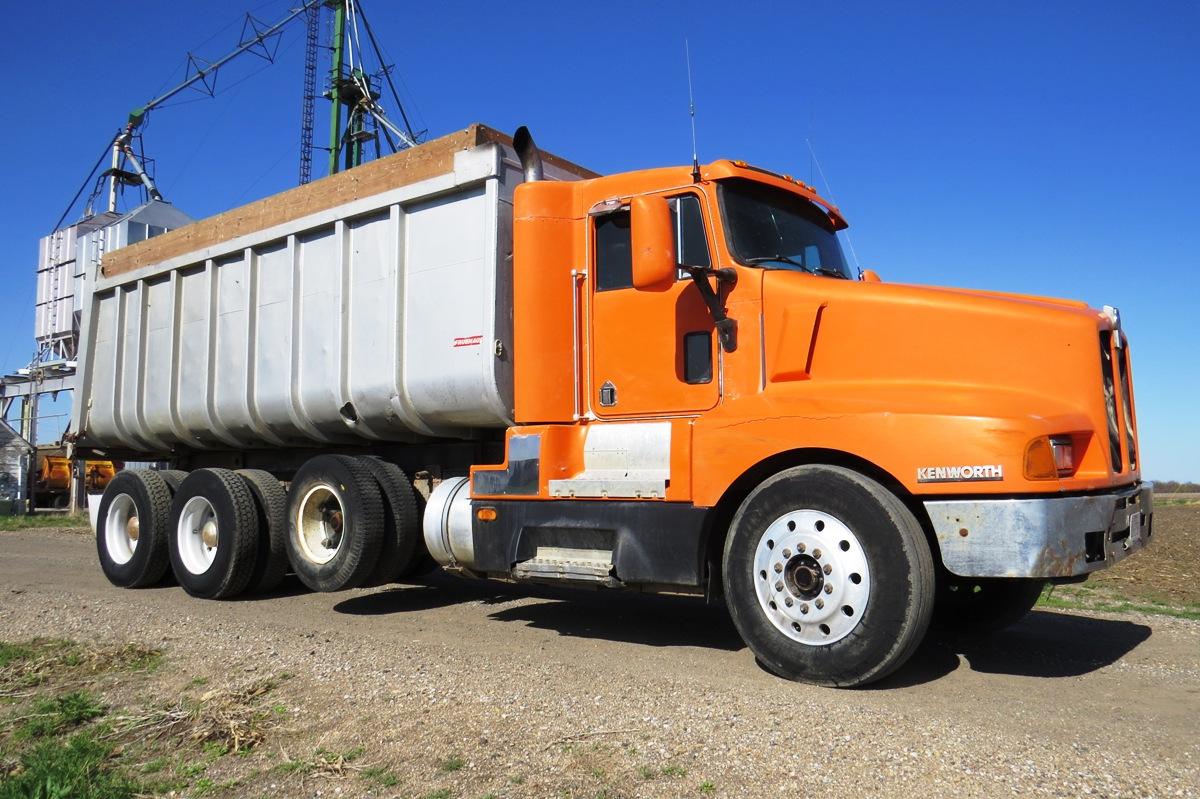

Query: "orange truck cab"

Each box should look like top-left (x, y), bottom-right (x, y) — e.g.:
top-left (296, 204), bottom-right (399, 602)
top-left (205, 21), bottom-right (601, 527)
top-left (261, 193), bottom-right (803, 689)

top-left (446, 132), bottom-right (1151, 685)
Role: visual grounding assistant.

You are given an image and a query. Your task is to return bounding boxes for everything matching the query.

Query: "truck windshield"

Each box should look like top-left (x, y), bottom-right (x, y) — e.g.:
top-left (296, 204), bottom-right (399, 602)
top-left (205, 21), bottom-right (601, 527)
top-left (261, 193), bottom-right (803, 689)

top-left (719, 178), bottom-right (851, 279)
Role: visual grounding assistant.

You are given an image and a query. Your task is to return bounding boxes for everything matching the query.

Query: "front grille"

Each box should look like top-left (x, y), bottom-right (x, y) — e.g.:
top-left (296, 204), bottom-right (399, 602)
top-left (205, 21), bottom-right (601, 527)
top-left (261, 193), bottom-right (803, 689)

top-left (1099, 331), bottom-right (1122, 472)
top-left (1117, 343), bottom-right (1138, 470)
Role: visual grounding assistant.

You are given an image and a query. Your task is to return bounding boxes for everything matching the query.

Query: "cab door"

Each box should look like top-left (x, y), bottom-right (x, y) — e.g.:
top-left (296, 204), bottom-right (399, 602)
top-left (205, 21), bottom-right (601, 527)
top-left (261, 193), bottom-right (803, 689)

top-left (588, 192), bottom-right (719, 418)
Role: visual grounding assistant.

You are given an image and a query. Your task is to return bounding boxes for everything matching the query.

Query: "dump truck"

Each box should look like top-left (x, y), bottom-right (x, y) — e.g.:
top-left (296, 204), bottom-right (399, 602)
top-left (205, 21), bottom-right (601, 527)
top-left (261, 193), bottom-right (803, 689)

top-left (73, 124), bottom-right (1152, 686)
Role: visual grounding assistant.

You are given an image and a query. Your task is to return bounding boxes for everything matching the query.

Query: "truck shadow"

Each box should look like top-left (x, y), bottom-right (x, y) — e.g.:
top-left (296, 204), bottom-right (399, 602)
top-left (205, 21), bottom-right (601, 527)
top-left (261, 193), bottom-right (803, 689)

top-left (877, 610), bottom-right (1153, 688)
top-left (334, 572), bottom-right (745, 651)
top-left (335, 578), bottom-right (1152, 680)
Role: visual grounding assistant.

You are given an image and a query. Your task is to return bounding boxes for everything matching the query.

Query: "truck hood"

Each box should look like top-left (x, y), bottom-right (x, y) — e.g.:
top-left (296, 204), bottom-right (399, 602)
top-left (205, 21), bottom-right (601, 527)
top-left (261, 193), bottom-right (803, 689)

top-left (757, 269), bottom-right (1129, 481)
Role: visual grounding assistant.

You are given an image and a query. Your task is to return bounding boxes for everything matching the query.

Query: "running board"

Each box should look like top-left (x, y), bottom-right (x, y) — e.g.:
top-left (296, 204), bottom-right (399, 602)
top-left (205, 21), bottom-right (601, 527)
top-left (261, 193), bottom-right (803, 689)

top-left (511, 547), bottom-right (615, 583)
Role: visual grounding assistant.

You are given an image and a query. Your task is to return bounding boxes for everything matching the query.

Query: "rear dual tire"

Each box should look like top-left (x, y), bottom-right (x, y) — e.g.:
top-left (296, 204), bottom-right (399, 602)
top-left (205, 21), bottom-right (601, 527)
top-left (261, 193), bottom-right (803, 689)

top-left (285, 455), bottom-right (385, 592)
top-left (358, 457), bottom-right (422, 587)
top-left (238, 469), bottom-right (290, 594)
top-left (168, 469), bottom-right (259, 599)
top-left (96, 470), bottom-right (174, 588)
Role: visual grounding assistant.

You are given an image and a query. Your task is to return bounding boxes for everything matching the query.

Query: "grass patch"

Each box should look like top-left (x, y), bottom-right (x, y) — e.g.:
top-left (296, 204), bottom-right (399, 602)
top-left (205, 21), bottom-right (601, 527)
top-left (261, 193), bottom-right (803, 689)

top-left (13, 690), bottom-right (104, 739)
top-left (0, 643), bottom-right (33, 668)
top-left (106, 675), bottom-right (281, 755)
top-left (661, 764), bottom-right (687, 778)
top-left (0, 639), bottom-right (163, 694)
top-left (362, 765), bottom-right (399, 787)
top-left (275, 745), bottom-right (368, 779)
top-left (140, 756), bottom-right (168, 774)
top-left (0, 729), bottom-right (137, 799)
top-left (699, 780), bottom-right (716, 794)
top-left (440, 754), bottom-right (465, 772)
top-left (0, 637), bottom-right (293, 799)
top-left (0, 514), bottom-right (89, 532)
top-left (1038, 588), bottom-right (1200, 621)
top-left (176, 759), bottom-right (208, 778)
top-left (421, 790), bottom-right (452, 799)
top-left (274, 758), bottom-right (316, 775)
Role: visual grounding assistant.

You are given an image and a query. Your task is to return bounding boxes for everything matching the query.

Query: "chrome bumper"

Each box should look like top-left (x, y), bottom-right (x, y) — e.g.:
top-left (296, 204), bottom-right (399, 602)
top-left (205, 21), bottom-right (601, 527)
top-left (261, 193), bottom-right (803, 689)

top-left (924, 483), bottom-right (1153, 579)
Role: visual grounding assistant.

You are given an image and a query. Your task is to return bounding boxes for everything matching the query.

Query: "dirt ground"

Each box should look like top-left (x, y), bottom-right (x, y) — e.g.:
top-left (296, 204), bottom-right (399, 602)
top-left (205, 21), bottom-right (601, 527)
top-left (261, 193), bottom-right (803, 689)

top-left (1, 511), bottom-right (1198, 799)
top-left (1083, 502), bottom-right (1200, 606)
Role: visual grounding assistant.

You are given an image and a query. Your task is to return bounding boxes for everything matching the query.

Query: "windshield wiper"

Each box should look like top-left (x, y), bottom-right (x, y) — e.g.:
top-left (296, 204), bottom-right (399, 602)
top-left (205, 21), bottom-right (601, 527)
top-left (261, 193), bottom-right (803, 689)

top-left (745, 254), bottom-right (806, 269)
top-left (744, 255), bottom-right (847, 279)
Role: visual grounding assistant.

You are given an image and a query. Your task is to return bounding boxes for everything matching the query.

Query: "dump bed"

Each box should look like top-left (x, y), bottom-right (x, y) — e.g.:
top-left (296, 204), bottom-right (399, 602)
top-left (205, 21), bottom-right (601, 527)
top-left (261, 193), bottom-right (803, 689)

top-left (72, 125), bottom-right (594, 455)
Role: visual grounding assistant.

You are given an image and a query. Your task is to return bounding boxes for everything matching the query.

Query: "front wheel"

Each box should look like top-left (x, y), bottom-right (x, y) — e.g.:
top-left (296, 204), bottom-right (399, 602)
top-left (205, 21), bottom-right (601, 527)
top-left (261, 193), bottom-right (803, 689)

top-left (722, 465), bottom-right (935, 687)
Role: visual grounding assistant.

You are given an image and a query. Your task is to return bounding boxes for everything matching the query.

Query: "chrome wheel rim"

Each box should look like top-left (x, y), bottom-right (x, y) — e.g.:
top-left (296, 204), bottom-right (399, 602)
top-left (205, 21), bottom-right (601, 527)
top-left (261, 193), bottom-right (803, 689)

top-left (753, 509), bottom-right (871, 645)
top-left (104, 493), bottom-right (138, 565)
top-left (177, 495), bottom-right (219, 575)
top-left (295, 484), bottom-right (345, 565)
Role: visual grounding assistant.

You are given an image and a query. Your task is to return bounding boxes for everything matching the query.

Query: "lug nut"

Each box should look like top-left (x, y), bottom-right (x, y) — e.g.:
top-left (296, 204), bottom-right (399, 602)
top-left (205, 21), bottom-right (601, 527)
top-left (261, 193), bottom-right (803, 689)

top-left (775, 581), bottom-right (784, 592)
top-left (824, 584), bottom-right (833, 594)
top-left (782, 548), bottom-right (792, 558)
top-left (774, 563), bottom-right (783, 573)
top-left (813, 548), bottom-right (822, 559)
top-left (800, 603), bottom-right (810, 614)
top-left (816, 598), bottom-right (825, 609)
top-left (797, 543), bottom-right (806, 553)
top-left (823, 564), bottom-right (832, 575)
top-left (784, 597), bottom-right (794, 607)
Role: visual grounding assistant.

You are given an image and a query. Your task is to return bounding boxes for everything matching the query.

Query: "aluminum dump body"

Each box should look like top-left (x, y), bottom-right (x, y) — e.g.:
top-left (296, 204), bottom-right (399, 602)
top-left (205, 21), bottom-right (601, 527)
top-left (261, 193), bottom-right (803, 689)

top-left (72, 126), bottom-right (592, 454)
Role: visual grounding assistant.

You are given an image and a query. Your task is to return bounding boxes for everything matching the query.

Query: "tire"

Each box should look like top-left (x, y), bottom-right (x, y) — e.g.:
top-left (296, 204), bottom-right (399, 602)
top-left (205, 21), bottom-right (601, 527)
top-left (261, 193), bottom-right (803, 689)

top-left (96, 470), bottom-right (173, 588)
top-left (722, 465), bottom-right (935, 687)
top-left (933, 577), bottom-right (1045, 635)
top-left (285, 454), bottom-right (384, 592)
top-left (167, 468), bottom-right (260, 599)
top-left (400, 486), bottom-right (439, 579)
top-left (157, 470), bottom-right (189, 495)
top-left (358, 457), bottom-right (421, 586)
top-left (237, 469), bottom-right (290, 594)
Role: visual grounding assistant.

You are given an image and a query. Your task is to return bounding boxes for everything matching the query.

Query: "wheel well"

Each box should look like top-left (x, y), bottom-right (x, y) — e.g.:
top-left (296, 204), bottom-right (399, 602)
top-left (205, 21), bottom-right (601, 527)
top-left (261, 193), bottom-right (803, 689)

top-left (700, 448), bottom-right (942, 600)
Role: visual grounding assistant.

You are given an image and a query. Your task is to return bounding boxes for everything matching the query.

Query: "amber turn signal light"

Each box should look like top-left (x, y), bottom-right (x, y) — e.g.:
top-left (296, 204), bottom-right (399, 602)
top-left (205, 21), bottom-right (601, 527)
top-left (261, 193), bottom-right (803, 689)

top-left (1024, 437), bottom-right (1057, 480)
top-left (476, 507), bottom-right (497, 521)
top-left (1024, 436), bottom-right (1076, 480)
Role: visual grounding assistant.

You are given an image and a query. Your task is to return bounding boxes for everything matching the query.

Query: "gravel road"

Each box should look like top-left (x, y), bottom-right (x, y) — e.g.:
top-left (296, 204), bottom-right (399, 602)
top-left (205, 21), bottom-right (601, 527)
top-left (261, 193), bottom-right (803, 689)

top-left (2, 527), bottom-right (1197, 798)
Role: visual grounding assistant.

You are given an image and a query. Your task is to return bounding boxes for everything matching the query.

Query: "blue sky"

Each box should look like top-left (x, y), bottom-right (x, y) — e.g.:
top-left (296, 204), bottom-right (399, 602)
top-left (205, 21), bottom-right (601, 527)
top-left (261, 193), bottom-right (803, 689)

top-left (1, 0), bottom-right (1195, 478)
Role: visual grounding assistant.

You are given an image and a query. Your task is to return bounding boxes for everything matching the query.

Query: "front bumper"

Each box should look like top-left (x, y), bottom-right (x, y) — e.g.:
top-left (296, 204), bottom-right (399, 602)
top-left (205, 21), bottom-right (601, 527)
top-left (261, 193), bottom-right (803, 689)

top-left (924, 483), bottom-right (1153, 578)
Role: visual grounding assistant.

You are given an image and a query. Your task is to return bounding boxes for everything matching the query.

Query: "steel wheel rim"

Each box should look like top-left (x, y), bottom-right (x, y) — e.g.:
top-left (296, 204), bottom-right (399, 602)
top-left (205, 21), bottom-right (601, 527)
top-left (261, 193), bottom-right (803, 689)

top-left (104, 493), bottom-right (138, 565)
top-left (753, 509), bottom-right (871, 645)
top-left (177, 495), bottom-right (219, 575)
top-left (295, 484), bottom-right (345, 565)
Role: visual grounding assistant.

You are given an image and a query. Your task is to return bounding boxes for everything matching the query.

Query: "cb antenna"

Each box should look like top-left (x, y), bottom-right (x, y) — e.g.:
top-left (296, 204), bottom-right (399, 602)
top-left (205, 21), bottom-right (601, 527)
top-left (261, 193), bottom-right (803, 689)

top-left (686, 38), bottom-right (701, 183)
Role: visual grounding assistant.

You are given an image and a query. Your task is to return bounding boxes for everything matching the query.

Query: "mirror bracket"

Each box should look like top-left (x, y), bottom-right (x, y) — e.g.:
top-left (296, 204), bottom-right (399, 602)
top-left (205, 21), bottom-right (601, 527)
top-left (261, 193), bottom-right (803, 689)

top-left (681, 265), bottom-right (738, 352)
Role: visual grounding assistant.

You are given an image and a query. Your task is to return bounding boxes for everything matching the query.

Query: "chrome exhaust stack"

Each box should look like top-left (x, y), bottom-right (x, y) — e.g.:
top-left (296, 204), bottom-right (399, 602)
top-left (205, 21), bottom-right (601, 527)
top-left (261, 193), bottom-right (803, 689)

top-left (513, 126), bottom-right (543, 183)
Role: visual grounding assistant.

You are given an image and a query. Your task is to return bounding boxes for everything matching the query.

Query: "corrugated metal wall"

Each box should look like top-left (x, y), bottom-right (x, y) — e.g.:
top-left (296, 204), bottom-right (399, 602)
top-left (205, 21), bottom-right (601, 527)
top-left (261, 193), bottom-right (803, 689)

top-left (0, 420), bottom-right (31, 513)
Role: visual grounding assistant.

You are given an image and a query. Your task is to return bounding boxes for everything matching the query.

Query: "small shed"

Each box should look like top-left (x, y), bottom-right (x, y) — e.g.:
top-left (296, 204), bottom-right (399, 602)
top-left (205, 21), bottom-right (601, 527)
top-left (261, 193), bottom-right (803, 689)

top-left (0, 419), bottom-right (33, 514)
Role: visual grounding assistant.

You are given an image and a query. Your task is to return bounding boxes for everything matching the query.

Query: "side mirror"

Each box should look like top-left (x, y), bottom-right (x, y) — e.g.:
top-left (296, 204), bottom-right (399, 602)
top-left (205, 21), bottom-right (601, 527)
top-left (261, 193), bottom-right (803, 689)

top-left (630, 195), bottom-right (677, 291)
top-left (860, 268), bottom-right (882, 283)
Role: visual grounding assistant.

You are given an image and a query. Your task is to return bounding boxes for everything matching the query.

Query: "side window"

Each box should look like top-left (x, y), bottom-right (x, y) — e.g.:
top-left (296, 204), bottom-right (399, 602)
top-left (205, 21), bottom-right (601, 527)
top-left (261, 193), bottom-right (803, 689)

top-left (595, 211), bottom-right (632, 291)
top-left (669, 195), bottom-right (711, 270)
